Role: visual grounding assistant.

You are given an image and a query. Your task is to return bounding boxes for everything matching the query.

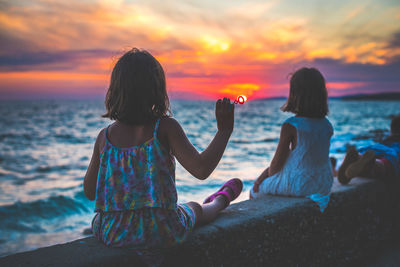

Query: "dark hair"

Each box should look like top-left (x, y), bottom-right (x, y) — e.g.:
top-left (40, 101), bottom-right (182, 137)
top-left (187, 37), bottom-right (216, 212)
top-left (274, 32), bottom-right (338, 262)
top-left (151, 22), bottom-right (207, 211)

top-left (391, 114), bottom-right (400, 135)
top-left (281, 67), bottom-right (328, 118)
top-left (102, 48), bottom-right (170, 124)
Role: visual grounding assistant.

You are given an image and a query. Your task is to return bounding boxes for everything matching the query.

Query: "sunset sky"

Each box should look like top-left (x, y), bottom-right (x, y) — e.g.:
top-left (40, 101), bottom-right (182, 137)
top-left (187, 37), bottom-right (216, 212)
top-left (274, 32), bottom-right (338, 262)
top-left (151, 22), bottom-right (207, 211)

top-left (0, 0), bottom-right (399, 100)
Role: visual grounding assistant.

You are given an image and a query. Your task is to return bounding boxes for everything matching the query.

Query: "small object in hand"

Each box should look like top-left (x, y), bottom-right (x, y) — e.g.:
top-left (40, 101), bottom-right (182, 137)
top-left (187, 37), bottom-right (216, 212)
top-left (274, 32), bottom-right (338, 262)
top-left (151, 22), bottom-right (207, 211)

top-left (233, 95), bottom-right (247, 104)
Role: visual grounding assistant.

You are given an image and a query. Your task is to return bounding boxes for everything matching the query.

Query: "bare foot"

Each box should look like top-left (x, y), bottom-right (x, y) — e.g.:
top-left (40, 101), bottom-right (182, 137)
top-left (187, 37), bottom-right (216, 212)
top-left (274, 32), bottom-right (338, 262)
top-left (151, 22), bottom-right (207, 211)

top-left (338, 147), bottom-right (359, 184)
top-left (345, 150), bottom-right (376, 179)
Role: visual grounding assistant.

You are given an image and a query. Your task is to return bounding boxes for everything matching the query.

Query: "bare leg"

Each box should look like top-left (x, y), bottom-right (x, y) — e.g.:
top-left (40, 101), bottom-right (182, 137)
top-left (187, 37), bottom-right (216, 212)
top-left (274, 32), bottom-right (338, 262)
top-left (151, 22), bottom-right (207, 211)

top-left (338, 147), bottom-right (359, 184)
top-left (353, 158), bottom-right (386, 179)
top-left (186, 186), bottom-right (234, 226)
top-left (345, 150), bottom-right (378, 179)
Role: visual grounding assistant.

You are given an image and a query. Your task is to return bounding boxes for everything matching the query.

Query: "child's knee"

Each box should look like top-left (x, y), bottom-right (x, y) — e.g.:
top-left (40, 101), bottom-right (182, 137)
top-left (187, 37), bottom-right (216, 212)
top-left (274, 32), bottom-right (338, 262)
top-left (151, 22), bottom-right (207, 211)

top-left (187, 201), bottom-right (202, 218)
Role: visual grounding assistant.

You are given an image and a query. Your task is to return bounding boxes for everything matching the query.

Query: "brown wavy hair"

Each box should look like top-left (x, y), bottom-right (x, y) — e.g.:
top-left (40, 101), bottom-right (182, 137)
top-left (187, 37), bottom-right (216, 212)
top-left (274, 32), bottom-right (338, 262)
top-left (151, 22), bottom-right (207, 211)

top-left (281, 67), bottom-right (328, 118)
top-left (102, 48), bottom-right (170, 124)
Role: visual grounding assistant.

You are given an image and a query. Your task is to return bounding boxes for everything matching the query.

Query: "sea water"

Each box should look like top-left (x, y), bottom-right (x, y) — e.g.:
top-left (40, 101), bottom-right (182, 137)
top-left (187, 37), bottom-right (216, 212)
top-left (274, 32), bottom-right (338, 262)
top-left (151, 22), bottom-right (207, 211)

top-left (0, 99), bottom-right (398, 256)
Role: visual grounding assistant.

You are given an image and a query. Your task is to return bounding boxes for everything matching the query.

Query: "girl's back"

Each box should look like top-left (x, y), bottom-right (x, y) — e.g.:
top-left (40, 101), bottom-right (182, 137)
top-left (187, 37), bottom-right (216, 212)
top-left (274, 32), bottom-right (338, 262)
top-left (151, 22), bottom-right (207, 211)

top-left (96, 120), bottom-right (176, 212)
top-left (93, 119), bottom-right (189, 248)
top-left (279, 116), bottom-right (333, 196)
top-left (105, 122), bottom-right (155, 148)
top-left (84, 48), bottom-right (241, 250)
top-left (251, 67), bottom-right (334, 212)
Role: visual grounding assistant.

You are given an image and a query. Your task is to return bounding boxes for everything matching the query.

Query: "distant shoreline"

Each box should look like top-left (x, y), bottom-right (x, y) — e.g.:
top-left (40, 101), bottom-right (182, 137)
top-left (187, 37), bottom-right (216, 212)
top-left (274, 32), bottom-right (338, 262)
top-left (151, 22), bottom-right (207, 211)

top-left (0, 92), bottom-right (399, 102)
top-left (337, 92), bottom-right (400, 100)
top-left (256, 92), bottom-right (400, 101)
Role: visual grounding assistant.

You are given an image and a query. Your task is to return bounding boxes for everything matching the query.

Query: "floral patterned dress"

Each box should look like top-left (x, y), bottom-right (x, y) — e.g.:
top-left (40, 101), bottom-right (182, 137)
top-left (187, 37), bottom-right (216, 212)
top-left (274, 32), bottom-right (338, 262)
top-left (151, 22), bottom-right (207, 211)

top-left (91, 119), bottom-right (196, 248)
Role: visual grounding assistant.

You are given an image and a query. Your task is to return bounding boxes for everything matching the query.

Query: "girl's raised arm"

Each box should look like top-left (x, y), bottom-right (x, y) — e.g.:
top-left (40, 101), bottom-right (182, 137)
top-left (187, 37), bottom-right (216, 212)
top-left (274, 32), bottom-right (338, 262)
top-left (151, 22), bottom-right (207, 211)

top-left (162, 98), bottom-right (234, 180)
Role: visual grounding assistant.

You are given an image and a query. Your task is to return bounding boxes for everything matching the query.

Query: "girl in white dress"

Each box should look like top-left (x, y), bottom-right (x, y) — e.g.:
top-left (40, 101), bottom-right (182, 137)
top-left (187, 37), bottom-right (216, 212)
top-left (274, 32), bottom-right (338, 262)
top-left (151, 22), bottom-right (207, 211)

top-left (250, 68), bottom-right (334, 212)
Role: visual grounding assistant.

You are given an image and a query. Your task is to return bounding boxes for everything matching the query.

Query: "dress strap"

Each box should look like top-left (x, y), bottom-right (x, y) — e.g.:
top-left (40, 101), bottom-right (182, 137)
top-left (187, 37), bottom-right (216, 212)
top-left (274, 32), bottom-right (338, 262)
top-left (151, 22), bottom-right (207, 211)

top-left (104, 125), bottom-right (111, 144)
top-left (153, 119), bottom-right (160, 138)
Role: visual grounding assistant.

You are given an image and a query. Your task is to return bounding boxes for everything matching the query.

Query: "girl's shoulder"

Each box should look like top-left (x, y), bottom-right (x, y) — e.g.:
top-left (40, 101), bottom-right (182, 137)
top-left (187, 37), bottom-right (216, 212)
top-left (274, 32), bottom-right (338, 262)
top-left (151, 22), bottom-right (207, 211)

top-left (284, 116), bottom-right (331, 124)
top-left (91, 128), bottom-right (107, 155)
top-left (283, 116), bottom-right (333, 133)
top-left (159, 116), bottom-right (179, 127)
top-left (158, 117), bottom-right (181, 136)
top-left (97, 128), bottom-right (107, 153)
top-left (283, 116), bottom-right (299, 125)
top-left (282, 116), bottom-right (306, 127)
top-left (157, 117), bottom-right (182, 151)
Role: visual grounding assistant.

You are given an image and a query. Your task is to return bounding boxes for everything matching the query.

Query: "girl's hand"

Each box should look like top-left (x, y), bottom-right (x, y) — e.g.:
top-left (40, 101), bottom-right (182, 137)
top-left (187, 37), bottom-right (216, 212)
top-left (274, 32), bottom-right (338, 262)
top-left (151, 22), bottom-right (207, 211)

top-left (252, 181), bottom-right (260, 193)
top-left (216, 97), bottom-right (234, 133)
top-left (252, 167), bottom-right (270, 193)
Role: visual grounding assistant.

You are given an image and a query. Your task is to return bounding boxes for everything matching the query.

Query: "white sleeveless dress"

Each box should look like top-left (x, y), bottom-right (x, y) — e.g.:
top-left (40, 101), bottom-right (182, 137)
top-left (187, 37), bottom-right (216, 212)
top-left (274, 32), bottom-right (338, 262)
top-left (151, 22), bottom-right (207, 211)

top-left (250, 116), bottom-right (334, 211)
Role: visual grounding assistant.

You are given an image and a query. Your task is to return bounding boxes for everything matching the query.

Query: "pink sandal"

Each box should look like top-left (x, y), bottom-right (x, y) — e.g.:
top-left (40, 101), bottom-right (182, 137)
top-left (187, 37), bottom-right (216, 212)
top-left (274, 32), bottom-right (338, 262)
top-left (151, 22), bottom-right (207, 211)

top-left (203, 178), bottom-right (243, 208)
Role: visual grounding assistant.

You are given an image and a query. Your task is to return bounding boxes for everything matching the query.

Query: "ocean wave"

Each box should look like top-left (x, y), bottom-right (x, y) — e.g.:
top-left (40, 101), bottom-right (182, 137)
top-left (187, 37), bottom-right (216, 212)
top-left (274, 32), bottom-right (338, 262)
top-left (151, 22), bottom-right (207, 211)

top-left (53, 134), bottom-right (89, 144)
top-left (36, 165), bottom-right (70, 173)
top-left (352, 128), bottom-right (388, 143)
top-left (0, 167), bottom-right (25, 178)
top-left (0, 194), bottom-right (90, 225)
top-left (0, 133), bottom-right (35, 142)
top-left (4, 222), bottom-right (46, 233)
top-left (231, 138), bottom-right (277, 144)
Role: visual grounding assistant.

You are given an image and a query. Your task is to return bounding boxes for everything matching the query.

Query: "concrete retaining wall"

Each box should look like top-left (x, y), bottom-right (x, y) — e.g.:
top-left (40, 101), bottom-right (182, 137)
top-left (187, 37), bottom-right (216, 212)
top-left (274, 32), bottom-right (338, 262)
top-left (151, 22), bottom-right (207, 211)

top-left (1, 178), bottom-right (399, 266)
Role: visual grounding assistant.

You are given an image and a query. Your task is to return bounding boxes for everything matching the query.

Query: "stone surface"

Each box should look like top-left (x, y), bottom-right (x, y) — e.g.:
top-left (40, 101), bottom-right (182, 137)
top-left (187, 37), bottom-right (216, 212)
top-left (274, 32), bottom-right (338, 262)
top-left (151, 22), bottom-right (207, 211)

top-left (1, 178), bottom-right (399, 267)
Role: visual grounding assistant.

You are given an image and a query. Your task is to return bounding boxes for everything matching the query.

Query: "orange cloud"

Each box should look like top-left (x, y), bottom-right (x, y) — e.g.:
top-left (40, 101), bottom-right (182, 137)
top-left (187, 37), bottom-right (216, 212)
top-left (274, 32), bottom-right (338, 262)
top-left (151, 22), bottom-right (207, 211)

top-left (219, 83), bottom-right (261, 99)
top-left (327, 82), bottom-right (368, 91)
top-left (0, 71), bottom-right (108, 97)
top-left (0, 1), bottom-right (399, 99)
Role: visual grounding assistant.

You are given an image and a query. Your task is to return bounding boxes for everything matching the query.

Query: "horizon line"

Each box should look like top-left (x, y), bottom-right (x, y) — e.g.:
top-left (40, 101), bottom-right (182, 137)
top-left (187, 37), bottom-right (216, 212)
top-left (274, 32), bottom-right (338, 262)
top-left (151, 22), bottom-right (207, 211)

top-left (1, 91), bottom-right (400, 101)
